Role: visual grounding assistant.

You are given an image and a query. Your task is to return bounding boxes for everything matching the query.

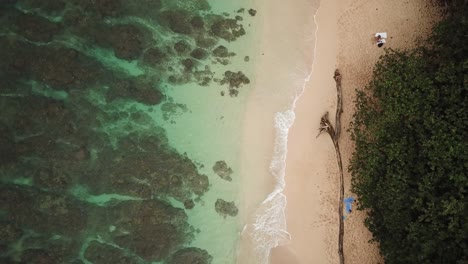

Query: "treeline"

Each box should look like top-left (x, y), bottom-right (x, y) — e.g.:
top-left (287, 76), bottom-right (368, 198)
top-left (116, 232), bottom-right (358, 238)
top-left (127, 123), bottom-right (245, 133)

top-left (349, 0), bottom-right (467, 263)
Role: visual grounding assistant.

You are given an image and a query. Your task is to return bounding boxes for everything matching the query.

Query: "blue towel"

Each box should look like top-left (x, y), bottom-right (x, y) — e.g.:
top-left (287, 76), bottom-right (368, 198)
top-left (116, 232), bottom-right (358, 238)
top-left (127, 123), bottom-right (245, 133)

top-left (344, 197), bottom-right (355, 214)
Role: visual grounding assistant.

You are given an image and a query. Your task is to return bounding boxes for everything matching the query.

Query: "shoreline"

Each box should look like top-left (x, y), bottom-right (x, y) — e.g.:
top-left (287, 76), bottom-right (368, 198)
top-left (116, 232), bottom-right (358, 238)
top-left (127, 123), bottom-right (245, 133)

top-left (237, 0), bottom-right (320, 263)
top-left (271, 0), bottom-right (340, 262)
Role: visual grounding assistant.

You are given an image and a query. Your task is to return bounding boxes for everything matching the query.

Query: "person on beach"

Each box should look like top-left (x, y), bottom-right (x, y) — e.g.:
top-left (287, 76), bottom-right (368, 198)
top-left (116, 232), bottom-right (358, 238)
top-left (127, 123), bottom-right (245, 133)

top-left (377, 38), bottom-right (386, 47)
top-left (375, 35), bottom-right (386, 47)
top-left (375, 33), bottom-right (387, 48)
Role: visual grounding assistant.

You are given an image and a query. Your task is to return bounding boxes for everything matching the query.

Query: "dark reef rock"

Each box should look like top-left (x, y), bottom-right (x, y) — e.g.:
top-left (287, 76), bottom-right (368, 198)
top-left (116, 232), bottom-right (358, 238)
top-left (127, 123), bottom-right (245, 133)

top-left (194, 69), bottom-right (213, 86)
top-left (195, 36), bottom-right (217, 48)
top-left (13, 232), bottom-right (81, 263)
top-left (164, 0), bottom-right (210, 12)
top-left (215, 199), bottom-right (238, 217)
top-left (184, 199), bottom-right (195, 210)
top-left (69, 21), bottom-right (147, 62)
top-left (0, 0), bottom-right (16, 6)
top-left (34, 47), bottom-right (101, 89)
top-left (143, 47), bottom-right (166, 66)
top-left (161, 101), bottom-right (188, 121)
top-left (64, 0), bottom-right (119, 18)
top-left (210, 18), bottom-right (245, 41)
top-left (244, 56), bottom-right (250, 62)
top-left (20, 249), bottom-right (63, 264)
top-left (190, 48), bottom-right (208, 60)
top-left (0, 185), bottom-right (88, 236)
top-left (174, 40), bottom-right (190, 54)
top-left (182, 58), bottom-right (197, 71)
top-left (212, 160), bottom-right (233, 181)
top-left (228, 88), bottom-right (239, 97)
top-left (7, 95), bottom-right (93, 160)
top-left (9, 95), bottom-right (105, 160)
top-left (219, 71), bottom-right (250, 97)
top-left (159, 10), bottom-right (193, 35)
top-left (94, 24), bottom-right (150, 60)
top-left (14, 12), bottom-right (63, 43)
top-left (60, 9), bottom-right (85, 29)
top-left (17, 0), bottom-right (67, 14)
top-left (190, 16), bottom-right (205, 30)
top-left (186, 172), bottom-right (210, 196)
top-left (0, 223), bottom-right (23, 245)
top-left (168, 74), bottom-right (191, 85)
top-left (212, 45), bottom-right (235, 58)
top-left (84, 241), bottom-right (137, 264)
top-left (248, 9), bottom-right (257, 16)
top-left (93, 0), bottom-right (123, 17)
top-left (0, 40), bottom-right (104, 90)
top-left (0, 124), bottom-right (17, 165)
top-left (82, 132), bottom-right (210, 202)
top-left (24, 234), bottom-right (79, 255)
top-left (130, 111), bottom-right (153, 125)
top-left (122, 0), bottom-right (162, 18)
top-left (220, 70), bottom-right (250, 88)
top-left (33, 167), bottom-right (71, 191)
top-left (108, 200), bottom-right (191, 261)
top-left (168, 247), bottom-right (213, 264)
top-left (106, 78), bottom-right (164, 105)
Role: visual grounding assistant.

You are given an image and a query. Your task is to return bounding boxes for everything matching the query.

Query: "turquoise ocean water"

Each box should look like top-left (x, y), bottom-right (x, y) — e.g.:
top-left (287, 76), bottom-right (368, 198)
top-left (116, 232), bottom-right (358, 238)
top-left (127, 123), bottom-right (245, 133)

top-left (0, 0), bottom-right (255, 263)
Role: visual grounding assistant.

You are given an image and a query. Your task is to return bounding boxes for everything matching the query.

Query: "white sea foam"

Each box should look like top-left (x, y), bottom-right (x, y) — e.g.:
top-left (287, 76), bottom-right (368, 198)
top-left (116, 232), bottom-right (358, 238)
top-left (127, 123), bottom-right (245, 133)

top-left (250, 4), bottom-right (321, 263)
top-left (251, 110), bottom-right (295, 264)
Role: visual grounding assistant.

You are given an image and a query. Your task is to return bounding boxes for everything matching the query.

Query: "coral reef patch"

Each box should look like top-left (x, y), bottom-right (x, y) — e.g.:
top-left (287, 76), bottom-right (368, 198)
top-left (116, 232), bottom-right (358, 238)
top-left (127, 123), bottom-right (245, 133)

top-left (213, 160), bottom-right (234, 181)
top-left (215, 199), bottom-right (239, 217)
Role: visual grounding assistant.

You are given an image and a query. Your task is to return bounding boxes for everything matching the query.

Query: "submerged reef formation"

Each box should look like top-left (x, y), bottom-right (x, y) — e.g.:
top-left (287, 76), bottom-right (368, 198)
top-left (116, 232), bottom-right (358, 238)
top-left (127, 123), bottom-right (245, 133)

top-left (84, 241), bottom-right (138, 264)
top-left (0, 0), bottom-right (255, 262)
top-left (215, 199), bottom-right (239, 217)
top-left (219, 70), bottom-right (251, 97)
top-left (248, 9), bottom-right (257, 16)
top-left (168, 247), bottom-right (213, 264)
top-left (213, 160), bottom-right (233, 181)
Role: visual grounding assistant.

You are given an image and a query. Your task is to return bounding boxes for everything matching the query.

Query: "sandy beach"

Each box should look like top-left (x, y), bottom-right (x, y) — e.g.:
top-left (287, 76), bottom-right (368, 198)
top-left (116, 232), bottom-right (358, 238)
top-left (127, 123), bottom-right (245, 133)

top-left (237, 0), bottom-right (320, 263)
top-left (263, 0), bottom-right (441, 263)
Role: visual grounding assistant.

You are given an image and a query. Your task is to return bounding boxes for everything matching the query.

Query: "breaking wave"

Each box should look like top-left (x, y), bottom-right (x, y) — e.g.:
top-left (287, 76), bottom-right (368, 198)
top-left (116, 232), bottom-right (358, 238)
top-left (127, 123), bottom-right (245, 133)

top-left (251, 110), bottom-right (295, 264)
top-left (250, 5), bottom-right (320, 263)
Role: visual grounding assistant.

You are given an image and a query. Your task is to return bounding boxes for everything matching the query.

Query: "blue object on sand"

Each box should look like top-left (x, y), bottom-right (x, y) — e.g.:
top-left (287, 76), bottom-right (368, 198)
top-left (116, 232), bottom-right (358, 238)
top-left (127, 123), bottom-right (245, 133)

top-left (344, 197), bottom-right (355, 214)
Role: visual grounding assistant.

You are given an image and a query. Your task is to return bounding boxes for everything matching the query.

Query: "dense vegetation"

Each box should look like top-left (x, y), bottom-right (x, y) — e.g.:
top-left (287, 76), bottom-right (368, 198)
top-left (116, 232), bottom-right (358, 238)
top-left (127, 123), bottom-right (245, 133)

top-left (349, 1), bottom-right (467, 263)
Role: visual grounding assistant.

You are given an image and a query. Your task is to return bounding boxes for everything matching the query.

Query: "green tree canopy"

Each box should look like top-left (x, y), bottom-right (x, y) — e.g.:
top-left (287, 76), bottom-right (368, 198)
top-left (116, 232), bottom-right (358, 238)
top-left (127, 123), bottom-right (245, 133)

top-left (349, 1), bottom-right (467, 263)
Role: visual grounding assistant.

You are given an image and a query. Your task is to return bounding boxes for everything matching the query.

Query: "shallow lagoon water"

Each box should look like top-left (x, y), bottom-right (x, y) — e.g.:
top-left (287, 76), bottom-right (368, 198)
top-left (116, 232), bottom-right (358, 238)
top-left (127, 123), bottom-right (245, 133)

top-left (0, 0), bottom-right (256, 263)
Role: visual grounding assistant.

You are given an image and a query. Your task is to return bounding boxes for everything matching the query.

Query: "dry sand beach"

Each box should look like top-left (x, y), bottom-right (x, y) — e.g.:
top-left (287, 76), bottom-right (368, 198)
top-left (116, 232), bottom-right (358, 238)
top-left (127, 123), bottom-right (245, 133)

top-left (263, 0), bottom-right (441, 263)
